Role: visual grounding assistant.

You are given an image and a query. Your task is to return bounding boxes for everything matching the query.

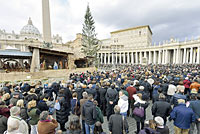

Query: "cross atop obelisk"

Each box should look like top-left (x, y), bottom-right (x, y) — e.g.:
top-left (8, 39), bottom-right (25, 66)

top-left (42, 0), bottom-right (52, 43)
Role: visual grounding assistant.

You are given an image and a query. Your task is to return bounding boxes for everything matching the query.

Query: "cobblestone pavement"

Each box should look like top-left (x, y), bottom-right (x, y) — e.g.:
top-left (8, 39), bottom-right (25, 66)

top-left (64, 102), bottom-right (197, 134)
top-left (101, 102), bottom-right (197, 134)
top-left (101, 102), bottom-right (175, 134)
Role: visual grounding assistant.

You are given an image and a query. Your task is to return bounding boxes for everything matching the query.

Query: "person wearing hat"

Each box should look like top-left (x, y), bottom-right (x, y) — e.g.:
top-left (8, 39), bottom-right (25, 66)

top-left (155, 116), bottom-right (169, 134)
top-left (9, 91), bottom-right (20, 106)
top-left (7, 106), bottom-right (29, 134)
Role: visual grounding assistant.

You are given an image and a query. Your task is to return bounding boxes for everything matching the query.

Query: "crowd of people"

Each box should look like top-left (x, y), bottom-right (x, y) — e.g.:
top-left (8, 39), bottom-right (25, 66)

top-left (0, 64), bottom-right (200, 134)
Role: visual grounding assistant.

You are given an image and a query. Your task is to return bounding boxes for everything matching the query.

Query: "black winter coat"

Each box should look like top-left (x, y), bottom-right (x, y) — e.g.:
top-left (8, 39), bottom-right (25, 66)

top-left (141, 81), bottom-right (152, 93)
top-left (85, 88), bottom-right (97, 100)
top-left (161, 83), bottom-right (169, 95)
top-left (64, 88), bottom-right (72, 108)
top-left (106, 88), bottom-right (118, 103)
top-left (20, 107), bottom-right (29, 121)
top-left (99, 87), bottom-right (107, 101)
top-left (152, 99), bottom-right (172, 120)
top-left (0, 115), bottom-right (7, 133)
top-left (108, 113), bottom-right (128, 134)
top-left (82, 100), bottom-right (97, 125)
top-left (56, 94), bottom-right (70, 124)
top-left (75, 88), bottom-right (84, 100)
top-left (37, 100), bottom-right (49, 112)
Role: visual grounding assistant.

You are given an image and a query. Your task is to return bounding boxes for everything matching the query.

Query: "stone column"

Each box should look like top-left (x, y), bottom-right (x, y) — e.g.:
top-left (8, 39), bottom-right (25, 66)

top-left (165, 50), bottom-right (169, 64)
top-left (144, 51), bottom-right (147, 58)
top-left (42, 0), bottom-right (52, 43)
top-left (140, 52), bottom-right (142, 64)
top-left (100, 53), bottom-right (103, 64)
top-left (190, 47), bottom-right (193, 64)
top-left (173, 49), bottom-right (176, 64)
top-left (19, 59), bottom-right (24, 68)
top-left (127, 52), bottom-right (130, 64)
top-left (30, 48), bottom-right (40, 72)
top-left (131, 52), bottom-right (134, 64)
top-left (104, 53), bottom-right (107, 64)
top-left (119, 53), bottom-right (122, 64)
top-left (176, 48), bottom-right (180, 64)
top-left (149, 51), bottom-right (152, 64)
top-left (115, 53), bottom-right (118, 64)
top-left (112, 53), bottom-right (114, 64)
top-left (183, 48), bottom-right (186, 64)
top-left (153, 51), bottom-right (156, 64)
top-left (135, 52), bottom-right (138, 64)
top-left (162, 50), bottom-right (165, 64)
top-left (197, 47), bottom-right (200, 64)
top-left (158, 50), bottom-right (161, 64)
top-left (124, 52), bottom-right (126, 64)
top-left (108, 53), bottom-right (110, 64)
top-left (68, 54), bottom-right (75, 69)
top-left (193, 48), bottom-right (196, 63)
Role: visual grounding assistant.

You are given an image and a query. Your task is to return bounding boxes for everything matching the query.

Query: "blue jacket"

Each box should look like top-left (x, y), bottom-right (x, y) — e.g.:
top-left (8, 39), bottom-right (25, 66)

top-left (189, 100), bottom-right (200, 120)
top-left (171, 93), bottom-right (187, 107)
top-left (170, 104), bottom-right (195, 129)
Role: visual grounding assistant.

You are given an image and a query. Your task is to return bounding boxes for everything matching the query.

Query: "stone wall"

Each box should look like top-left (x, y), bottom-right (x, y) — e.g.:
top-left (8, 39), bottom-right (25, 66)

top-left (0, 67), bottom-right (96, 82)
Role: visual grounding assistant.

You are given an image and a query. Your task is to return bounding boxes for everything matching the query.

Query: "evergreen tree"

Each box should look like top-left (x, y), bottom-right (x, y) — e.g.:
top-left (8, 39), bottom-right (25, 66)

top-left (81, 4), bottom-right (100, 66)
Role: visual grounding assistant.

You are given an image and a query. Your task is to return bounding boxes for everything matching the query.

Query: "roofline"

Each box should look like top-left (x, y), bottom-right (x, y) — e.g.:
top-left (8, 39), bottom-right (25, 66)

top-left (110, 25), bottom-right (153, 35)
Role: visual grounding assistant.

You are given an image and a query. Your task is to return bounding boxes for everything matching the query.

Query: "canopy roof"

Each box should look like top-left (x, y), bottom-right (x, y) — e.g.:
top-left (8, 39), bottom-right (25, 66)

top-left (0, 49), bottom-right (32, 59)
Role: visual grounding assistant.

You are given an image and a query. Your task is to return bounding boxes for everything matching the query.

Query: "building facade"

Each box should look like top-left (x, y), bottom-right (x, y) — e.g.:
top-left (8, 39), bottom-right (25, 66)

top-left (98, 25), bottom-right (200, 65)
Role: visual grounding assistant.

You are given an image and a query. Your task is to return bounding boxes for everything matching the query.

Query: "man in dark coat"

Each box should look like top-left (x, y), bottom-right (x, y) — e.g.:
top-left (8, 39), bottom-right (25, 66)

top-left (109, 105), bottom-right (128, 134)
top-left (98, 84), bottom-right (107, 116)
top-left (152, 93), bottom-right (172, 124)
top-left (161, 80), bottom-right (169, 96)
top-left (82, 94), bottom-right (97, 134)
top-left (105, 84), bottom-right (118, 121)
top-left (85, 84), bottom-right (97, 100)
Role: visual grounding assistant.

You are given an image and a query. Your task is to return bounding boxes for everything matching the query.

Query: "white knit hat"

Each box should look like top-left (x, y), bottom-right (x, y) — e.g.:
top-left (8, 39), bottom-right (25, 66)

top-left (10, 106), bottom-right (20, 116)
top-left (155, 116), bottom-right (164, 126)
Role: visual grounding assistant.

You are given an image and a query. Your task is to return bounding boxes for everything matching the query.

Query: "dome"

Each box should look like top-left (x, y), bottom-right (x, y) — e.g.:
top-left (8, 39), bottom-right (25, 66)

top-left (20, 18), bottom-right (41, 36)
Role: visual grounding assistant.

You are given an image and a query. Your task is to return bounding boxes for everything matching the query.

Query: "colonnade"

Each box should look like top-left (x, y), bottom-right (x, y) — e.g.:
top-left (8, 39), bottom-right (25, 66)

top-left (98, 46), bottom-right (200, 64)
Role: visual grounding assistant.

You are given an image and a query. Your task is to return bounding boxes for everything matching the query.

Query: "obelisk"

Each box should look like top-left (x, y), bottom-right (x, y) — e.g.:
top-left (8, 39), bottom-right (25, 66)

top-left (42, 0), bottom-right (52, 43)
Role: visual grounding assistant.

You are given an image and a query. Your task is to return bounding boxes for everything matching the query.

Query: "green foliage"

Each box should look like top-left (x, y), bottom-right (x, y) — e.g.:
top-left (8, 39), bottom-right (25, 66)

top-left (81, 4), bottom-right (100, 66)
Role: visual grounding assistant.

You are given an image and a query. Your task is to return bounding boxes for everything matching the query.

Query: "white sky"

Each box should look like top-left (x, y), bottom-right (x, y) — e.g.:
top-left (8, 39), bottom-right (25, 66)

top-left (0, 0), bottom-right (200, 43)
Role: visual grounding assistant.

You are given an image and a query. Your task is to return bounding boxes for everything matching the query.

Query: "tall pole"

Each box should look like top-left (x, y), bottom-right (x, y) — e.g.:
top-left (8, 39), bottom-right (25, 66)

top-left (42, 0), bottom-right (52, 43)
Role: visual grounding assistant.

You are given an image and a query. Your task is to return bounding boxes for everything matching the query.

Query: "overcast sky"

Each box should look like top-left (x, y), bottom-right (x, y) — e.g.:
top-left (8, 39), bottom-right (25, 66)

top-left (0, 0), bottom-right (200, 43)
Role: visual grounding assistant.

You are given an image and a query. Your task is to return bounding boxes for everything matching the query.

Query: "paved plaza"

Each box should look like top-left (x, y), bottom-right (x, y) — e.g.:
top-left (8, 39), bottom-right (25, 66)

top-left (101, 102), bottom-right (175, 134)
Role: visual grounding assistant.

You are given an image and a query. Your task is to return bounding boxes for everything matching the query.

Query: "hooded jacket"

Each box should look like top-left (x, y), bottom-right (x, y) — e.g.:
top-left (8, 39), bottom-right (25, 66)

top-left (82, 100), bottom-right (97, 125)
top-left (118, 95), bottom-right (129, 113)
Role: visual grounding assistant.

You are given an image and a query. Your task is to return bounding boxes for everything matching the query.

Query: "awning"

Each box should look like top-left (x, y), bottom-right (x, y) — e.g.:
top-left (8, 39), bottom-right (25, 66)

top-left (0, 49), bottom-right (32, 59)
